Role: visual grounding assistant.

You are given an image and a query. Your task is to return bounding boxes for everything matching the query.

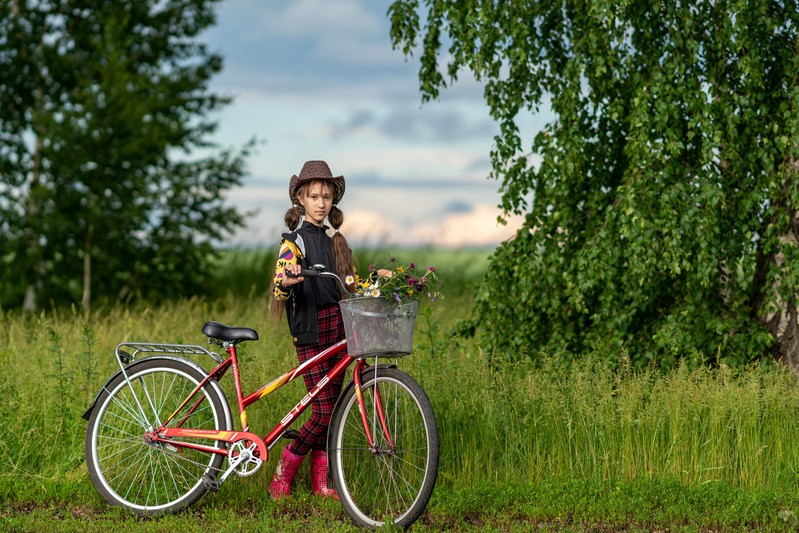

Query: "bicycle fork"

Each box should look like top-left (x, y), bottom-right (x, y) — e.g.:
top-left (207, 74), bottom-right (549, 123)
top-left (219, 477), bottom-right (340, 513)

top-left (353, 360), bottom-right (396, 454)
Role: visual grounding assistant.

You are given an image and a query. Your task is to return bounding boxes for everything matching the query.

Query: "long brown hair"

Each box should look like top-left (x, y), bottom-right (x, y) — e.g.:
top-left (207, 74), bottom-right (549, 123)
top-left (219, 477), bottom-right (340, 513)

top-left (270, 181), bottom-right (356, 322)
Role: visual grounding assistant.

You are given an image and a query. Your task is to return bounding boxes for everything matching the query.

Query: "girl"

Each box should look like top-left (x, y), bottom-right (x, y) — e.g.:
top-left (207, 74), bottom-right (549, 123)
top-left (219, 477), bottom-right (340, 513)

top-left (269, 160), bottom-right (357, 499)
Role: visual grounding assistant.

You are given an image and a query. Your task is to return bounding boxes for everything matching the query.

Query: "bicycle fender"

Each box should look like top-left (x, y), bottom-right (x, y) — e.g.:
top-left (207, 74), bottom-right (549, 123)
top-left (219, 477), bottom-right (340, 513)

top-left (82, 367), bottom-right (133, 421)
top-left (81, 356), bottom-right (232, 431)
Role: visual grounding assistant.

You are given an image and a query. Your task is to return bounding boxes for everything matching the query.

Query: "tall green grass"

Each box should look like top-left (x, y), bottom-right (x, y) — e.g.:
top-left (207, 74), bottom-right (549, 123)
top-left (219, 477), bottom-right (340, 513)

top-left (210, 246), bottom-right (492, 297)
top-left (420, 350), bottom-right (799, 491)
top-left (1, 248), bottom-right (798, 516)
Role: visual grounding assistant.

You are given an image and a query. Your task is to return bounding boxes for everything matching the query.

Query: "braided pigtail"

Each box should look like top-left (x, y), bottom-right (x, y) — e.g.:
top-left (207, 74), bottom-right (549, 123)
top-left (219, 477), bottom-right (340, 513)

top-left (269, 288), bottom-right (285, 324)
top-left (270, 204), bottom-right (304, 324)
top-left (284, 205), bottom-right (303, 231)
top-left (328, 205), bottom-right (357, 295)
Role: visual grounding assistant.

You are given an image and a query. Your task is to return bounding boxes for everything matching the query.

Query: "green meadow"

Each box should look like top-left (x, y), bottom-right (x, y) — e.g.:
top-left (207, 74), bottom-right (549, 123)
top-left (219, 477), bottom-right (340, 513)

top-left (1, 248), bottom-right (799, 531)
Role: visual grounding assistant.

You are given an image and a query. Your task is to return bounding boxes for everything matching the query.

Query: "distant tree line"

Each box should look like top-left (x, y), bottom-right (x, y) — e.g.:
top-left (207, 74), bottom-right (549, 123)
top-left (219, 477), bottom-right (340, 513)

top-left (0, 0), bottom-right (253, 312)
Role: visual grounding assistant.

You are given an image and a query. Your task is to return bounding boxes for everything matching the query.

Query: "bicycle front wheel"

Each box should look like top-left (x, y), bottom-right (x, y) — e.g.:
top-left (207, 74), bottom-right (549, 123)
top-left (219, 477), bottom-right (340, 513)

top-left (329, 366), bottom-right (439, 529)
top-left (85, 357), bottom-right (230, 515)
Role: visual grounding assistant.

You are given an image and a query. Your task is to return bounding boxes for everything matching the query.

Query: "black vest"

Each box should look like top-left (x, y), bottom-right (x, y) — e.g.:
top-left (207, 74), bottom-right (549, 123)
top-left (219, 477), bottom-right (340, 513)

top-left (282, 221), bottom-right (339, 345)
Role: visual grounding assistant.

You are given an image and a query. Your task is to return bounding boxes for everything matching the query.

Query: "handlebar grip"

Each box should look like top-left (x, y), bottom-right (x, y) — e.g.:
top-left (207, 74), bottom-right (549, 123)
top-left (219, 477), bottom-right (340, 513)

top-left (285, 269), bottom-right (321, 278)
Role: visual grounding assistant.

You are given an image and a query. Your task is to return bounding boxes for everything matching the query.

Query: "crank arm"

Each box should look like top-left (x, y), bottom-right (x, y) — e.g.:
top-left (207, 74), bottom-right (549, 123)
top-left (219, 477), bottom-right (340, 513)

top-left (218, 442), bottom-right (262, 483)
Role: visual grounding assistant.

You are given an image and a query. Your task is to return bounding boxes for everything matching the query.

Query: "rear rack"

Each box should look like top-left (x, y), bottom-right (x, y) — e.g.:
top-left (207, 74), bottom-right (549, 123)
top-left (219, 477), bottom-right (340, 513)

top-left (115, 342), bottom-right (224, 373)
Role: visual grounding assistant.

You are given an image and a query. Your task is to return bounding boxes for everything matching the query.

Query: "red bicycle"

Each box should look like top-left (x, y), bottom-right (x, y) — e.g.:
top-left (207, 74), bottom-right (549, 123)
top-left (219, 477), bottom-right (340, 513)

top-left (82, 266), bottom-right (439, 529)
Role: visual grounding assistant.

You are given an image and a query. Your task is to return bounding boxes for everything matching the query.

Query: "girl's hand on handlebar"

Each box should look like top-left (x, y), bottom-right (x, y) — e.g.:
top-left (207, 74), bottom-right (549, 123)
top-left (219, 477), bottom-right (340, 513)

top-left (282, 264), bottom-right (304, 287)
top-left (377, 268), bottom-right (392, 277)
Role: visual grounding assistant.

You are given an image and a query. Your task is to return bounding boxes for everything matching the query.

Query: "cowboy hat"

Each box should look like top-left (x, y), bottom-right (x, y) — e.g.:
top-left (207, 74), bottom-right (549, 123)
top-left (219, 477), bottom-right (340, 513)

top-left (288, 160), bottom-right (345, 204)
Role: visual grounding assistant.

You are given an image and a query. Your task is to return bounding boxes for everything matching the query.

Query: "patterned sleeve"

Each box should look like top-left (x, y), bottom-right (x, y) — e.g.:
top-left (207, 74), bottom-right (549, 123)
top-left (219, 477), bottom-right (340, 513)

top-left (273, 239), bottom-right (302, 301)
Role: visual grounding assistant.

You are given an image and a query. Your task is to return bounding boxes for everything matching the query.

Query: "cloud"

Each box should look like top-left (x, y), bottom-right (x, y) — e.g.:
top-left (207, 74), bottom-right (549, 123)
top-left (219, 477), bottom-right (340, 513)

top-left (205, 1), bottom-right (491, 106)
top-left (466, 155), bottom-right (492, 172)
top-left (324, 109), bottom-right (377, 138)
top-left (260, 0), bottom-right (382, 41)
top-left (443, 200), bottom-right (473, 214)
top-left (204, 1), bottom-right (542, 252)
top-left (224, 180), bottom-right (523, 249)
top-left (322, 105), bottom-right (496, 145)
top-left (206, 1), bottom-right (412, 98)
top-left (343, 204), bottom-right (523, 248)
top-left (334, 147), bottom-right (491, 184)
top-left (415, 204), bottom-right (523, 248)
top-left (341, 210), bottom-right (403, 247)
top-left (381, 106), bottom-right (496, 143)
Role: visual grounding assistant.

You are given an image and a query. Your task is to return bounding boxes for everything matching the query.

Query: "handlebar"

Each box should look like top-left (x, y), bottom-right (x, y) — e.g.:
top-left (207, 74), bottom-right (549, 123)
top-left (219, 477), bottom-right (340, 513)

top-left (287, 269), bottom-right (320, 278)
top-left (285, 264), bottom-right (352, 295)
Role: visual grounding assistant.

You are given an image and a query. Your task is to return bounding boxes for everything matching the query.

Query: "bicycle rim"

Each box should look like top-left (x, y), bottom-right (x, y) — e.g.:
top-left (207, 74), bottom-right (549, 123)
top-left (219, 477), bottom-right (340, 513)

top-left (86, 359), bottom-right (227, 514)
top-left (331, 368), bottom-right (438, 528)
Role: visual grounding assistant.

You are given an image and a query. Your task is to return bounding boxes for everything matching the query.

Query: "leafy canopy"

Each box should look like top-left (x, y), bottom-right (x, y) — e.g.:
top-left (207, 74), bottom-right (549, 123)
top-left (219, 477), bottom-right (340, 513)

top-left (389, 1), bottom-right (799, 366)
top-left (0, 0), bottom-right (254, 309)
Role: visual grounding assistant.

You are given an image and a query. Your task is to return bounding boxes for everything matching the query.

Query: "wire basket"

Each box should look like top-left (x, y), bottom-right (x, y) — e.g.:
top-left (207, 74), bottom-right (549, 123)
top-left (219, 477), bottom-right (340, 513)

top-left (339, 297), bottom-right (419, 357)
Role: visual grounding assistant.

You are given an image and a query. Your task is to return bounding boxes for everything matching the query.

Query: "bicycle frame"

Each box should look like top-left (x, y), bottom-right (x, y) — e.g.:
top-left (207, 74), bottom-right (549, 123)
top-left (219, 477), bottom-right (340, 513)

top-left (145, 337), bottom-right (393, 471)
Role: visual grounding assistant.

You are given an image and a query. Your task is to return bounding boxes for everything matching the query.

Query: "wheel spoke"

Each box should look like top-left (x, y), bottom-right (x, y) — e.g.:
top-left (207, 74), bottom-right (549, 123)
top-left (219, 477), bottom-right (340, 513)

top-left (331, 369), bottom-right (438, 528)
top-left (86, 360), bottom-right (227, 515)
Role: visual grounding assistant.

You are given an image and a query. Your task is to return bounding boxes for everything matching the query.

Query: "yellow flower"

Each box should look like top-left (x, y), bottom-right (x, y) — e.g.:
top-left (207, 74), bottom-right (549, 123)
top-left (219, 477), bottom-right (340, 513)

top-left (396, 266), bottom-right (405, 273)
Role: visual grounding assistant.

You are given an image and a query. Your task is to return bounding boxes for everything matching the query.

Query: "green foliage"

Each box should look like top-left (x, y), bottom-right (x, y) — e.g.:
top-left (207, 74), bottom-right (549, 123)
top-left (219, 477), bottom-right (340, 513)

top-left (389, 1), bottom-right (799, 366)
top-left (0, 0), bottom-right (254, 310)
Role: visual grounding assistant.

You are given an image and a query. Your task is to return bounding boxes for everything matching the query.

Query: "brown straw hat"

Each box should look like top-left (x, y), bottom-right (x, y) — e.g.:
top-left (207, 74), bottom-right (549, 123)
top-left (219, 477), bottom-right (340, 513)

top-left (288, 160), bottom-right (346, 204)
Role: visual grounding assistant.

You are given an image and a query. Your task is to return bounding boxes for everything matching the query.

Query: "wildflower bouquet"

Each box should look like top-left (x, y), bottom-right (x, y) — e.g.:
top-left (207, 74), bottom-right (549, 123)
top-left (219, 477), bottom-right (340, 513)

top-left (340, 257), bottom-right (442, 357)
top-left (354, 257), bottom-right (443, 304)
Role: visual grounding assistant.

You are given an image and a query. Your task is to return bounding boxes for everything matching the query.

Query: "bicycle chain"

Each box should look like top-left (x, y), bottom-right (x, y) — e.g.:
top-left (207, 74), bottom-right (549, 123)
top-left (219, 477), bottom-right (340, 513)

top-left (152, 439), bottom-right (263, 478)
top-left (150, 440), bottom-right (226, 474)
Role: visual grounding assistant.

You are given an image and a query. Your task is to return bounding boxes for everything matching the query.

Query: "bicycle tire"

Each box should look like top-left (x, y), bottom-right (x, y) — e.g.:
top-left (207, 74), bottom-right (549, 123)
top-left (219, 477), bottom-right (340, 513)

top-left (85, 357), bottom-right (230, 515)
top-left (329, 366), bottom-right (439, 528)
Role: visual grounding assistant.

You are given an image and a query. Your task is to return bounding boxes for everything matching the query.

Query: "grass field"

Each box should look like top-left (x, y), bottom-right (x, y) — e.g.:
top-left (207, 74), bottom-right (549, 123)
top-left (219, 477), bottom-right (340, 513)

top-left (2, 248), bottom-right (799, 531)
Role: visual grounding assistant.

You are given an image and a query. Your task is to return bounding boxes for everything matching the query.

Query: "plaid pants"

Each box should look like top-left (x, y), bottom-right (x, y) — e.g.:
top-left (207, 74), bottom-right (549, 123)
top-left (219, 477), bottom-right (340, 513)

top-left (289, 304), bottom-right (347, 456)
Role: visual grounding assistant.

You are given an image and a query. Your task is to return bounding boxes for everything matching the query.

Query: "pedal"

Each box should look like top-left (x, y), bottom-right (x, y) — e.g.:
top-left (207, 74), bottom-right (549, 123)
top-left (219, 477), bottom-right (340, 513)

top-left (281, 430), bottom-right (301, 441)
top-left (202, 474), bottom-right (221, 492)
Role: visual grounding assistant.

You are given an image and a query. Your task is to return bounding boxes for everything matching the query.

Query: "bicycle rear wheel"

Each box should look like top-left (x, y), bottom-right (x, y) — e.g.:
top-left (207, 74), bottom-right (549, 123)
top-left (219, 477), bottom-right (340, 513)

top-left (85, 357), bottom-right (230, 515)
top-left (329, 366), bottom-right (439, 528)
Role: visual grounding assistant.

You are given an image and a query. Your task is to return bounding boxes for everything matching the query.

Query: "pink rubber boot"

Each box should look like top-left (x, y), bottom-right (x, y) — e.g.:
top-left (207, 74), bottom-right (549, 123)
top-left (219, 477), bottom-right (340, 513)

top-left (310, 449), bottom-right (339, 499)
top-left (269, 446), bottom-right (305, 499)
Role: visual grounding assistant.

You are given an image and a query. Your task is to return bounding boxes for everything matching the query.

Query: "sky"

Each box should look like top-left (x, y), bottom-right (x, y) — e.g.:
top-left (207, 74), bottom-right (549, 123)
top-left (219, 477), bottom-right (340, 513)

top-left (202, 0), bottom-right (549, 249)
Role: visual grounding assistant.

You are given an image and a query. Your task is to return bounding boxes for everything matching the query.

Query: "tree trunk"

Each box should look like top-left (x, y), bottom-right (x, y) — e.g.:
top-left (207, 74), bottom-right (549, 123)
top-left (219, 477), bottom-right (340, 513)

top-left (761, 295), bottom-right (799, 374)
top-left (21, 10), bottom-right (44, 312)
top-left (22, 132), bottom-right (43, 313)
top-left (81, 222), bottom-right (93, 312)
top-left (758, 207), bottom-right (799, 374)
top-left (15, 0), bottom-right (39, 313)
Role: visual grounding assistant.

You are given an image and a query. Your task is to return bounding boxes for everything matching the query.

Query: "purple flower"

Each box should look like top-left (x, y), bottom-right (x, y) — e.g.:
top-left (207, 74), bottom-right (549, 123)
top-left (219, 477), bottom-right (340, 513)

top-left (369, 264), bottom-right (375, 272)
top-left (427, 266), bottom-right (436, 272)
top-left (421, 276), bottom-right (428, 284)
top-left (409, 262), bottom-right (415, 269)
top-left (389, 256), bottom-right (396, 262)
top-left (393, 292), bottom-right (401, 303)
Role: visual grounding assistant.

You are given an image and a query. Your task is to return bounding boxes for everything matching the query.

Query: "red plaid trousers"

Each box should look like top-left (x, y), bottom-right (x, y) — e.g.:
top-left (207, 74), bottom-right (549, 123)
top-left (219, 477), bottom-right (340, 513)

top-left (289, 304), bottom-right (347, 456)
